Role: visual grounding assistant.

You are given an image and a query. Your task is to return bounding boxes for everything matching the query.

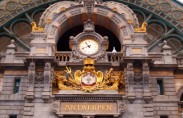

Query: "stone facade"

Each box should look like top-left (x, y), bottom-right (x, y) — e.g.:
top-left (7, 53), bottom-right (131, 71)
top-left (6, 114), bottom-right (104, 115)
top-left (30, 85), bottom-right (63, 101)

top-left (0, 0), bottom-right (182, 118)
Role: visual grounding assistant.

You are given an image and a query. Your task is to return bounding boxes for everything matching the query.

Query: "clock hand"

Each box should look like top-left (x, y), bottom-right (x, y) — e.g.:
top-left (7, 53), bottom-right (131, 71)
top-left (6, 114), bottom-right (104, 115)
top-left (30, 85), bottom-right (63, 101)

top-left (88, 45), bottom-right (91, 48)
top-left (82, 46), bottom-right (90, 49)
top-left (85, 42), bottom-right (91, 48)
top-left (85, 42), bottom-right (89, 46)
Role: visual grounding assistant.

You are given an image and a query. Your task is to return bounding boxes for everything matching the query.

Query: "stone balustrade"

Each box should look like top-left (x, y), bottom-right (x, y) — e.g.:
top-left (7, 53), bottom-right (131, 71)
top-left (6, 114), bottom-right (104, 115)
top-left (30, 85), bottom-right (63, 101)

top-left (55, 51), bottom-right (71, 65)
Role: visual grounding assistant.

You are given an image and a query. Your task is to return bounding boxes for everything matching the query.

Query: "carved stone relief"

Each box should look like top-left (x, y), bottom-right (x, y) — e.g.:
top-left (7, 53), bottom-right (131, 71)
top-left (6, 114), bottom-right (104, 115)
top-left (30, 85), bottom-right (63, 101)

top-left (126, 63), bottom-right (135, 103)
top-left (25, 62), bottom-right (35, 102)
top-left (142, 62), bottom-right (152, 103)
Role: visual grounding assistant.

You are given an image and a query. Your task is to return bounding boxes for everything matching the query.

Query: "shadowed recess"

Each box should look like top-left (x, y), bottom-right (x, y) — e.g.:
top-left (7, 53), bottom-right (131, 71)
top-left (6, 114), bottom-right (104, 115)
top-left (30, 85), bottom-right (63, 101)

top-left (57, 25), bottom-right (121, 52)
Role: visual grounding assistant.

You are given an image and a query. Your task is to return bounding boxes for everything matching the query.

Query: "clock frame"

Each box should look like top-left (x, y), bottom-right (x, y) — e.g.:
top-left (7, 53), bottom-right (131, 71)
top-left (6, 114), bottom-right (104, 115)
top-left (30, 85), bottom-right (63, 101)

top-left (77, 35), bottom-right (101, 56)
top-left (69, 20), bottom-right (109, 60)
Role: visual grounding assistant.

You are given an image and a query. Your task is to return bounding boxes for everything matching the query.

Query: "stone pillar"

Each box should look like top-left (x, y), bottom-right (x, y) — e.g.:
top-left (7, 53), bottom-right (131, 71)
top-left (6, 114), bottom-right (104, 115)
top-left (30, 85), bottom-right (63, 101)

top-left (25, 62), bottom-right (35, 102)
top-left (5, 40), bottom-right (16, 63)
top-left (126, 63), bottom-right (135, 103)
top-left (162, 41), bottom-right (174, 64)
top-left (142, 62), bottom-right (152, 103)
top-left (42, 62), bottom-right (51, 102)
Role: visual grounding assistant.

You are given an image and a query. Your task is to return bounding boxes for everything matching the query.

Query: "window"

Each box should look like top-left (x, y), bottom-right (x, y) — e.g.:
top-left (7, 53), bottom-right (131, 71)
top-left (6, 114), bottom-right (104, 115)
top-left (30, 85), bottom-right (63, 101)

top-left (160, 115), bottom-right (168, 118)
top-left (14, 78), bottom-right (20, 94)
top-left (157, 79), bottom-right (164, 95)
top-left (9, 115), bottom-right (17, 118)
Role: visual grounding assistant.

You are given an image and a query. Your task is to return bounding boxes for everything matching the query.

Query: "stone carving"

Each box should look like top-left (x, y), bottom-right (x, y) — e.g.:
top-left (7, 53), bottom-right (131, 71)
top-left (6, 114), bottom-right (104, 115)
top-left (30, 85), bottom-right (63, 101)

top-left (28, 62), bottom-right (35, 89)
top-left (134, 73), bottom-right (142, 82)
top-left (51, 100), bottom-right (59, 113)
top-left (118, 101), bottom-right (126, 114)
top-left (142, 62), bottom-right (152, 103)
top-left (42, 62), bottom-right (51, 102)
top-left (35, 72), bottom-right (44, 81)
top-left (126, 63), bottom-right (135, 103)
top-left (25, 62), bottom-right (35, 102)
top-left (83, 0), bottom-right (96, 13)
top-left (44, 62), bottom-right (51, 90)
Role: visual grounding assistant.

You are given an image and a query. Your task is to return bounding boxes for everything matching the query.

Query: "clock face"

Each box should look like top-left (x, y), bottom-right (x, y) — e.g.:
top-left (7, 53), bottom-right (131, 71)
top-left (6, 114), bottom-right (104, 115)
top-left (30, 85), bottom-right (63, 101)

top-left (79, 39), bottom-right (99, 55)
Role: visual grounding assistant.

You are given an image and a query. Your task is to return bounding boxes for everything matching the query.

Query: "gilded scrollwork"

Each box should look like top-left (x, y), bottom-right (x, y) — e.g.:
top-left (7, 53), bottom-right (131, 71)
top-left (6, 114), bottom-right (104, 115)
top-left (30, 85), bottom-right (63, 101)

top-left (53, 58), bottom-right (124, 92)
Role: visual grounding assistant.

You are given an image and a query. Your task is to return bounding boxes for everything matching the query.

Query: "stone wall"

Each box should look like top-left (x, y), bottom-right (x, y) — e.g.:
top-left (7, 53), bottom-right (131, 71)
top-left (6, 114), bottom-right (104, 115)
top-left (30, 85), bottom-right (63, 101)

top-left (0, 70), bottom-right (28, 118)
top-left (150, 70), bottom-right (179, 118)
top-left (0, 72), bottom-right (3, 93)
top-left (0, 101), bottom-right (24, 118)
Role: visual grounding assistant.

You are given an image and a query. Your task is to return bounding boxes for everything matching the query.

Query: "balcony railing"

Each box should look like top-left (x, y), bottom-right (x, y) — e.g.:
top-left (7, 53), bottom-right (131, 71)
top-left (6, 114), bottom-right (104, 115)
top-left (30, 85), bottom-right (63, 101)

top-left (54, 51), bottom-right (123, 66)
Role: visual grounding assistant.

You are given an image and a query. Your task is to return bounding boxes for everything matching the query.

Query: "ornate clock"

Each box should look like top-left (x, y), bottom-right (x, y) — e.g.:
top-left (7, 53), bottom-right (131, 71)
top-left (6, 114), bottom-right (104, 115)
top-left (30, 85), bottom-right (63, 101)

top-left (69, 19), bottom-right (109, 61)
top-left (78, 35), bottom-right (100, 55)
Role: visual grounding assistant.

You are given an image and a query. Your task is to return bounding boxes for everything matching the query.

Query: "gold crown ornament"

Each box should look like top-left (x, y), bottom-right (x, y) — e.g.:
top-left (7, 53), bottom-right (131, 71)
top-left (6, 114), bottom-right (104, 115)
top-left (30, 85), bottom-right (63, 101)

top-left (83, 58), bottom-right (95, 65)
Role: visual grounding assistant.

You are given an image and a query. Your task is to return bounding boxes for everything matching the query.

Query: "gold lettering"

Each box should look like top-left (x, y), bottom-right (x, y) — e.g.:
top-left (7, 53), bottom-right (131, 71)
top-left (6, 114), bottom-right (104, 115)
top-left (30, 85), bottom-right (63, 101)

top-left (63, 104), bottom-right (113, 112)
top-left (71, 105), bottom-right (76, 110)
top-left (64, 105), bottom-right (71, 110)
top-left (81, 105), bottom-right (87, 110)
top-left (94, 105), bottom-right (98, 110)
top-left (106, 105), bottom-right (112, 110)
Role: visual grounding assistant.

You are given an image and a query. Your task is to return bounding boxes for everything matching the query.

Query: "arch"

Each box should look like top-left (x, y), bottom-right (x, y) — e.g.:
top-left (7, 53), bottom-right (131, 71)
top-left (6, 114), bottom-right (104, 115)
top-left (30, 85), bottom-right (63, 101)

top-left (177, 86), bottom-right (183, 101)
top-left (132, 9), bottom-right (146, 21)
top-left (43, 2), bottom-right (136, 47)
top-left (147, 19), bottom-right (168, 34)
top-left (9, 18), bottom-right (31, 33)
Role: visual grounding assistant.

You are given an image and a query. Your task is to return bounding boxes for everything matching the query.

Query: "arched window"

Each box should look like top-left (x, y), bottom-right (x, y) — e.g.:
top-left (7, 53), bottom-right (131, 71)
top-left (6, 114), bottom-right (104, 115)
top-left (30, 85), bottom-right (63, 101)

top-left (180, 93), bottom-right (183, 101)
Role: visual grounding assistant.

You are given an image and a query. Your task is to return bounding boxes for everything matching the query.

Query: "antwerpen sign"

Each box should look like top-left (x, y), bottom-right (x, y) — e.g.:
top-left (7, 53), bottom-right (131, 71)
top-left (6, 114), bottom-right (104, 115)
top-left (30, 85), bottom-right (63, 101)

top-left (61, 102), bottom-right (117, 114)
top-left (51, 101), bottom-right (125, 117)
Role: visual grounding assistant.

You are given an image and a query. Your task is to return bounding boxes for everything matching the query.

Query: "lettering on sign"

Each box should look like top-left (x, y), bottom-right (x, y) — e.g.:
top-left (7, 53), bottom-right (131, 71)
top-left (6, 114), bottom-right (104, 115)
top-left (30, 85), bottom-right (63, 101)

top-left (36, 48), bottom-right (46, 53)
top-left (60, 102), bottom-right (118, 114)
top-left (132, 48), bottom-right (142, 53)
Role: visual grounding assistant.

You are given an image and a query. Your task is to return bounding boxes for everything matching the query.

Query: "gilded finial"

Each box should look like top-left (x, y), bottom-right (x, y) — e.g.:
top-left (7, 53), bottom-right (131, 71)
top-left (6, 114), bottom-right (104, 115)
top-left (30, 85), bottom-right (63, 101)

top-left (112, 7), bottom-right (118, 12)
top-left (46, 19), bottom-right (51, 24)
top-left (31, 22), bottom-right (44, 32)
top-left (83, 58), bottom-right (95, 65)
top-left (134, 22), bottom-right (148, 33)
top-left (60, 7), bottom-right (66, 12)
top-left (127, 19), bottom-right (132, 24)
